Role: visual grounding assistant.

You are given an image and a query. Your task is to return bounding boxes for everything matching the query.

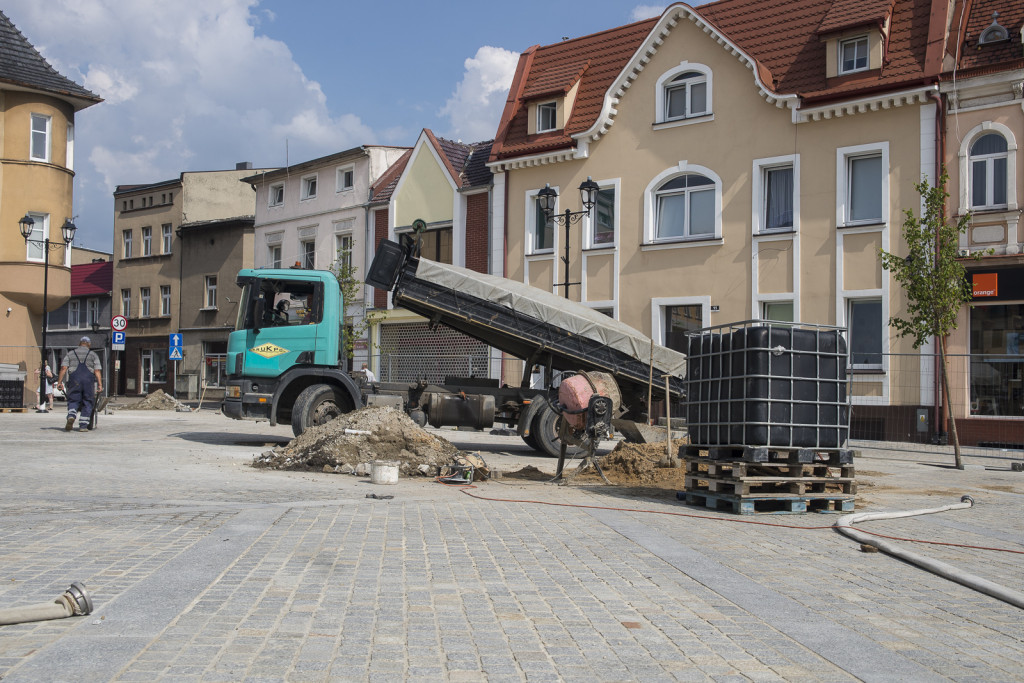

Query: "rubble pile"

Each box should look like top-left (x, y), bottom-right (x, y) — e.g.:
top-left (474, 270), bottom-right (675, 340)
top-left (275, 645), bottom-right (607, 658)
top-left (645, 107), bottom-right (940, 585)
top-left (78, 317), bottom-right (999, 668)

top-left (121, 389), bottom-right (191, 412)
top-left (575, 439), bottom-right (689, 489)
top-left (252, 406), bottom-right (461, 476)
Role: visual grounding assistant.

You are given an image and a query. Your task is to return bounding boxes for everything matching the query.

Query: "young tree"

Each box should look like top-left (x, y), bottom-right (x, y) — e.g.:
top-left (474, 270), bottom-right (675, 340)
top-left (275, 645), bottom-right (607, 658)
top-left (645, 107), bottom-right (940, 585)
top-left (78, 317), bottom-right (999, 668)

top-left (879, 169), bottom-right (979, 469)
top-left (330, 242), bottom-right (382, 364)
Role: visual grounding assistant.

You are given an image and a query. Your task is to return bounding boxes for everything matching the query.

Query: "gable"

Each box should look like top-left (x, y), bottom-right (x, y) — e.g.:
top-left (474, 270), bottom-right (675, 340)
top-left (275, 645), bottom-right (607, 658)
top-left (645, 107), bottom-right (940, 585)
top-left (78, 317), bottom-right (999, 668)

top-left (393, 142), bottom-right (455, 227)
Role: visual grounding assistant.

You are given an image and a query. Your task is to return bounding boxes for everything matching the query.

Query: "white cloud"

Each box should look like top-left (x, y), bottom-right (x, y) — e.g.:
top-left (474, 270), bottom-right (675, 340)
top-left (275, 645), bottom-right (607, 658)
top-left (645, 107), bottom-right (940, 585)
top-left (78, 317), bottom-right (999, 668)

top-left (630, 5), bottom-right (665, 21)
top-left (2, 0), bottom-right (376, 250)
top-left (440, 46), bottom-right (519, 142)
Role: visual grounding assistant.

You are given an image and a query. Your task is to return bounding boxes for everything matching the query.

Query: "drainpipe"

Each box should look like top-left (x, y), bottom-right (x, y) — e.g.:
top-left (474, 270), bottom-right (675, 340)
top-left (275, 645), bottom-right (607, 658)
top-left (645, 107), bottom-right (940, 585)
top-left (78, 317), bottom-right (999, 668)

top-left (927, 89), bottom-right (945, 443)
top-left (0, 583), bottom-right (93, 626)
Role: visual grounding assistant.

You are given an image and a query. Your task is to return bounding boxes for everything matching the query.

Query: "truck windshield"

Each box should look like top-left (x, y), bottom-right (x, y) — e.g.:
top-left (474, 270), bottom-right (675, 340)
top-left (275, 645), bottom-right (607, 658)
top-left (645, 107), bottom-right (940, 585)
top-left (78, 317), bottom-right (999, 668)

top-left (235, 277), bottom-right (321, 331)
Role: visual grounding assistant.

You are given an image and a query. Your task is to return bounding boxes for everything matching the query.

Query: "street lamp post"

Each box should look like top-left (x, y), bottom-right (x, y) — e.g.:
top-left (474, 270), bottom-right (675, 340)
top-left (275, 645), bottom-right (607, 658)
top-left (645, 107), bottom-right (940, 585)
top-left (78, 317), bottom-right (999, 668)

top-left (537, 177), bottom-right (600, 299)
top-left (20, 215), bottom-right (76, 408)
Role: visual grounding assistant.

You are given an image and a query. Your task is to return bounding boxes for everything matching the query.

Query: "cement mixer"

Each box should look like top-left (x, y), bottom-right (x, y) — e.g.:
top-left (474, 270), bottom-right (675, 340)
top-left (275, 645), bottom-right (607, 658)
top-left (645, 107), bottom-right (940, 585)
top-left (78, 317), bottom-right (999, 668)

top-left (550, 371), bottom-right (622, 482)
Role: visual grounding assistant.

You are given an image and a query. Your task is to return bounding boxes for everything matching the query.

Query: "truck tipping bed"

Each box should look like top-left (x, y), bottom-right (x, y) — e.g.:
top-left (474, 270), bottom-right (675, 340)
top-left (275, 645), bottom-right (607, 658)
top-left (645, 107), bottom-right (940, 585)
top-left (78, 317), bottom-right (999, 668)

top-left (367, 239), bottom-right (686, 400)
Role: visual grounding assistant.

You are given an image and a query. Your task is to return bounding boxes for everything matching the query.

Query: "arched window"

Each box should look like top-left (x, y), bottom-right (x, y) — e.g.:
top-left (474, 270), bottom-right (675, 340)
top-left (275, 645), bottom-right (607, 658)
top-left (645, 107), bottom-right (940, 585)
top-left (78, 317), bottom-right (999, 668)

top-left (970, 133), bottom-right (1008, 210)
top-left (655, 174), bottom-right (715, 239)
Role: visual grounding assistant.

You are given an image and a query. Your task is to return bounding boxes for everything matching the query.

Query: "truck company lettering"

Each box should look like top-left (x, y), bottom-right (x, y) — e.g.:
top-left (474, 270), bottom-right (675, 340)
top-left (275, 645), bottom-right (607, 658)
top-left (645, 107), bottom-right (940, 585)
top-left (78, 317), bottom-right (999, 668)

top-left (251, 343), bottom-right (288, 359)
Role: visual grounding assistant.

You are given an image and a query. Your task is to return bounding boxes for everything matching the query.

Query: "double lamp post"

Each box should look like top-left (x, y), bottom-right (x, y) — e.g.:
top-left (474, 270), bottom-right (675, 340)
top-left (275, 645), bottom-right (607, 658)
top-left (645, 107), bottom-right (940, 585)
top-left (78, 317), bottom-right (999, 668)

top-left (19, 214), bottom-right (76, 407)
top-left (536, 176), bottom-right (600, 299)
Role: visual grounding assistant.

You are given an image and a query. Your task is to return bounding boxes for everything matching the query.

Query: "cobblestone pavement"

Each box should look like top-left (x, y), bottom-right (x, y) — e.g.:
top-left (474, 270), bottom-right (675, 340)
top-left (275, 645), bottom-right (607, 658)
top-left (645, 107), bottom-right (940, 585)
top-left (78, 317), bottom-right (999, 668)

top-left (0, 409), bottom-right (1021, 682)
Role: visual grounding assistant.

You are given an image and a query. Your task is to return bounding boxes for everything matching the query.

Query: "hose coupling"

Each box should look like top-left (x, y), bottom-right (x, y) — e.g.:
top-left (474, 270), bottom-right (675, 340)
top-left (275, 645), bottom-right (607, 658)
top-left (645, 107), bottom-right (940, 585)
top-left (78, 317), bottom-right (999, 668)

top-left (960, 495), bottom-right (975, 506)
top-left (62, 582), bottom-right (94, 616)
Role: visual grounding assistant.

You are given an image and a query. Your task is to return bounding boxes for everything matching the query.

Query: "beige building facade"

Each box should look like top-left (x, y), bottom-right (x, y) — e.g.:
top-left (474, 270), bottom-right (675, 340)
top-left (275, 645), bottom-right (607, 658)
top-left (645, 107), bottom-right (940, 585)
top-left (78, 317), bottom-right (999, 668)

top-left (0, 10), bottom-right (101, 405)
top-left (489, 1), bottom-right (961, 442)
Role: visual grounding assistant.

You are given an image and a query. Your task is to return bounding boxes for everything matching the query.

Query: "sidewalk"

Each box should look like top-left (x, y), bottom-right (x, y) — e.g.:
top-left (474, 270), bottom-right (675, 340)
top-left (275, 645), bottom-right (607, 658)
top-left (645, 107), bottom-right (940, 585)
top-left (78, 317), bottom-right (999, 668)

top-left (0, 409), bottom-right (1021, 681)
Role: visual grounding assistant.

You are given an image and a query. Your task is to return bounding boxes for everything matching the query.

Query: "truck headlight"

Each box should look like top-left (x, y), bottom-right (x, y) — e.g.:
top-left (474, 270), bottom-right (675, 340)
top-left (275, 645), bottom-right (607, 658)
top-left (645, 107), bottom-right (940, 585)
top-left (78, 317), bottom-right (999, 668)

top-left (226, 386), bottom-right (241, 399)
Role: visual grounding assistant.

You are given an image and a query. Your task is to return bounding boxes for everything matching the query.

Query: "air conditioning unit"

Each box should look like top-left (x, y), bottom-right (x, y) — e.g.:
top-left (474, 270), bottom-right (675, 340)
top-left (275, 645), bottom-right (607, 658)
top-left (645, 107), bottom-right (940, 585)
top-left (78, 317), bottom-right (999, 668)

top-left (957, 248), bottom-right (970, 257)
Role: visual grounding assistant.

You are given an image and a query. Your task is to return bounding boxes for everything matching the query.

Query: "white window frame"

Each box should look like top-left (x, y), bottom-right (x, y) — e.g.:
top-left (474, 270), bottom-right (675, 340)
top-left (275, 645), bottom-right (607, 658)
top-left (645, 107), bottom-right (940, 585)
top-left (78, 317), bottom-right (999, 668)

top-left (643, 162), bottom-right (723, 246)
top-left (655, 63), bottom-right (713, 127)
top-left (525, 188), bottom-right (555, 255)
top-left (651, 296), bottom-right (712, 349)
top-left (68, 300), bottom-right (80, 328)
top-left (142, 226), bottom-right (152, 256)
top-left (122, 229), bottom-right (133, 259)
top-left (300, 174), bottom-right (318, 200)
top-left (336, 165), bottom-right (355, 192)
top-left (268, 181), bottom-right (284, 205)
top-left (25, 212), bottom-right (47, 262)
top-left (300, 239), bottom-right (316, 269)
top-left (204, 276), bottom-right (218, 309)
top-left (846, 297), bottom-right (884, 370)
top-left (121, 289), bottom-right (131, 318)
top-left (839, 36), bottom-right (869, 74)
top-left (86, 298), bottom-right (99, 327)
top-left (162, 224), bottom-right (173, 254)
top-left (30, 113), bottom-right (51, 162)
top-left (66, 122), bottom-right (74, 170)
top-left (959, 122), bottom-right (1017, 214)
top-left (334, 232), bottom-right (353, 271)
top-left (584, 179), bottom-right (620, 250)
top-left (160, 285), bottom-right (171, 317)
top-left (836, 143), bottom-right (888, 228)
top-left (536, 102), bottom-right (558, 133)
top-left (140, 287), bottom-right (151, 318)
top-left (752, 155), bottom-right (800, 234)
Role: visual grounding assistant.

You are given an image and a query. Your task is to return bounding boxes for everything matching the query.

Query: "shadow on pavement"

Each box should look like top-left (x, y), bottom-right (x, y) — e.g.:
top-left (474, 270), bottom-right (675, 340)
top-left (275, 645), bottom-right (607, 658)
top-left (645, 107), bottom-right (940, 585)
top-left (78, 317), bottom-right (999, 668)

top-left (169, 431), bottom-right (291, 447)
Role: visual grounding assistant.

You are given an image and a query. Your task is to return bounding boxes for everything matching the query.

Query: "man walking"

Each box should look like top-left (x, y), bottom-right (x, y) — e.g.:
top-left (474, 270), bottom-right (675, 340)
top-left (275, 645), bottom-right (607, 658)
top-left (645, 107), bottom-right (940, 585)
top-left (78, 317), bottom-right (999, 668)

top-left (56, 336), bottom-right (103, 432)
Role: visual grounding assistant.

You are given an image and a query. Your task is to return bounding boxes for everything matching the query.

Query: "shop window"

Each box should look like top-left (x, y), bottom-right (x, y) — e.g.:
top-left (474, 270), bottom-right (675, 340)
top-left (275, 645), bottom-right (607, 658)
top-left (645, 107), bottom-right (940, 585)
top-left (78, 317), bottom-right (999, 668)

top-left (970, 304), bottom-right (1023, 416)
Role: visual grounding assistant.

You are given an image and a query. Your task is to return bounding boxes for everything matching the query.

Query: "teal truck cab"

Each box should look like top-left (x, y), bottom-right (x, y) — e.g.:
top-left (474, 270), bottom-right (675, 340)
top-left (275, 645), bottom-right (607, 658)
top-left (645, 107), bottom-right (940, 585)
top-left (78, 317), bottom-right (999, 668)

top-left (221, 268), bottom-right (363, 434)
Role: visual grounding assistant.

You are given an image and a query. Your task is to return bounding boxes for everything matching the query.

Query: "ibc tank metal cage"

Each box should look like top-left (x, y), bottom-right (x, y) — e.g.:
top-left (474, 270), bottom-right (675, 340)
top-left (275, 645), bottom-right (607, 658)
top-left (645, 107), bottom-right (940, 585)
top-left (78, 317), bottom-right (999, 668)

top-left (685, 320), bottom-right (850, 449)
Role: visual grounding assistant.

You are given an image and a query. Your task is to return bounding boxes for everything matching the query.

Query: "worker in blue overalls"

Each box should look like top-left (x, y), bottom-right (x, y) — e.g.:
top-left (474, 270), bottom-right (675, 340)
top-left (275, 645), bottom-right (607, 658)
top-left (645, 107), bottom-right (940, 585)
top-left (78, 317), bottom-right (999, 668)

top-left (56, 336), bottom-right (104, 432)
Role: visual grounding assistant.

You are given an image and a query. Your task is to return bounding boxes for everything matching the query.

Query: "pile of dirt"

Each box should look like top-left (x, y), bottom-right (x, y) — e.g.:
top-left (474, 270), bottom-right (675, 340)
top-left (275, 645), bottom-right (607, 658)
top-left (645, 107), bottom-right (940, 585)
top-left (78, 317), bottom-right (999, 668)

top-left (120, 389), bottom-right (191, 411)
top-left (569, 439), bottom-right (689, 492)
top-left (252, 406), bottom-right (461, 477)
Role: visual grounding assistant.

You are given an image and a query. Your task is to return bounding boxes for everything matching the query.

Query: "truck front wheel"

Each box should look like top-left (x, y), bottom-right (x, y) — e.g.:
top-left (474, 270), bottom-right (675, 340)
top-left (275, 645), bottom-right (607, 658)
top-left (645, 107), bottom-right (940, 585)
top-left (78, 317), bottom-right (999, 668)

top-left (291, 384), bottom-right (353, 437)
top-left (533, 403), bottom-right (585, 459)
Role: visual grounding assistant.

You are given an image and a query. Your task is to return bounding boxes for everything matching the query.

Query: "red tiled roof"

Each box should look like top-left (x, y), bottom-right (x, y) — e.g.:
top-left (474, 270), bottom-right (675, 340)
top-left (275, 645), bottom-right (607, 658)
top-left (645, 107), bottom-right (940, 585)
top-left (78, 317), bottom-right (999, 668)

top-left (71, 261), bottom-right (112, 297)
top-left (521, 59), bottom-right (590, 99)
top-left (491, 0), bottom-right (945, 162)
top-left (369, 149), bottom-right (412, 204)
top-left (950, 0), bottom-right (1024, 72)
top-left (816, 0), bottom-right (896, 35)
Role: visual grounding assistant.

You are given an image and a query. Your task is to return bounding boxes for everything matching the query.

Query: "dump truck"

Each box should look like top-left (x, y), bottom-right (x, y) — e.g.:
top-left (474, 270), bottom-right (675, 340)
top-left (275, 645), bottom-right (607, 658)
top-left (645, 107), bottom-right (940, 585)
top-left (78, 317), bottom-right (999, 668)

top-left (221, 238), bottom-right (687, 457)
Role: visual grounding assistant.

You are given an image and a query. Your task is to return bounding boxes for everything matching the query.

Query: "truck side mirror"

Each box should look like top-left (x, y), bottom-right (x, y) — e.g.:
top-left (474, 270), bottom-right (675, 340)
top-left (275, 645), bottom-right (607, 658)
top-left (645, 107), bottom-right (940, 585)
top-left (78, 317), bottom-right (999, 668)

top-left (253, 298), bottom-right (265, 334)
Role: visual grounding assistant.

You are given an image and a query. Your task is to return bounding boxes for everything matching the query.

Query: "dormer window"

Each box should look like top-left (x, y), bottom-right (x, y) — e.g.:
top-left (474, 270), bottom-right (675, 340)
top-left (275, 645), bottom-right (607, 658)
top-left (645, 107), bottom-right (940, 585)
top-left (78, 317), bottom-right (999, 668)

top-left (978, 12), bottom-right (1009, 45)
top-left (839, 36), bottom-right (869, 74)
top-left (537, 102), bottom-right (557, 133)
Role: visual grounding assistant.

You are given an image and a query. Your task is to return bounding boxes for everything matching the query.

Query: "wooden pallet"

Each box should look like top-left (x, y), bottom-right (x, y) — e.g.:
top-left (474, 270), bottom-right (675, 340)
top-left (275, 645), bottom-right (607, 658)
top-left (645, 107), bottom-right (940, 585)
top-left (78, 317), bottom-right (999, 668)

top-left (681, 444), bottom-right (854, 465)
top-left (684, 473), bottom-right (857, 496)
top-left (0, 407), bottom-right (27, 413)
top-left (683, 457), bottom-right (855, 479)
top-left (677, 490), bottom-right (855, 515)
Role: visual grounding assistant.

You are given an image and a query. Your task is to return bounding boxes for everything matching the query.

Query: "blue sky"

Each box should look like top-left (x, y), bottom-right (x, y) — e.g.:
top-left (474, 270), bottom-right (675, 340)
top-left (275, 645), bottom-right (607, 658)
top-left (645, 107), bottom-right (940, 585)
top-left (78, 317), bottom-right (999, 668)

top-left (4, 1), bottom-right (708, 252)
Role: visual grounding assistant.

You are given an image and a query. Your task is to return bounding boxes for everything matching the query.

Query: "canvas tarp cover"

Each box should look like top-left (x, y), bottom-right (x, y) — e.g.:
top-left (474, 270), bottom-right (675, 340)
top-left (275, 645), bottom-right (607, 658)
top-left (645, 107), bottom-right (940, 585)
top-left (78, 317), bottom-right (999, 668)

top-left (414, 258), bottom-right (687, 378)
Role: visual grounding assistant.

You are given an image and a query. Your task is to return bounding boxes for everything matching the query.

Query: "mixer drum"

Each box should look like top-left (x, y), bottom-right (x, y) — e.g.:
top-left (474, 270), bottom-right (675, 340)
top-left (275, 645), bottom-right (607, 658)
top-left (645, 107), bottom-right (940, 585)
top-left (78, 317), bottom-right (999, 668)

top-left (556, 371), bottom-right (621, 430)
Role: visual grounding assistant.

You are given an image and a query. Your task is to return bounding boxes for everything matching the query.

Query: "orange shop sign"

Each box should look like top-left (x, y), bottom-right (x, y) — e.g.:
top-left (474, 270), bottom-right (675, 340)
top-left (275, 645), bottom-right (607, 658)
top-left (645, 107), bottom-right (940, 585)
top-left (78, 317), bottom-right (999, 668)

top-left (972, 272), bottom-right (998, 297)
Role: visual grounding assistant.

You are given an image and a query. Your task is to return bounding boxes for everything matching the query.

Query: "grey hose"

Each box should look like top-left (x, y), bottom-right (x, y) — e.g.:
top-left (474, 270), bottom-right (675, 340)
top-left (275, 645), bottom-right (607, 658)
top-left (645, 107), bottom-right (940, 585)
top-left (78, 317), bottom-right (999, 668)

top-left (0, 583), bottom-right (93, 626)
top-left (834, 496), bottom-right (1024, 610)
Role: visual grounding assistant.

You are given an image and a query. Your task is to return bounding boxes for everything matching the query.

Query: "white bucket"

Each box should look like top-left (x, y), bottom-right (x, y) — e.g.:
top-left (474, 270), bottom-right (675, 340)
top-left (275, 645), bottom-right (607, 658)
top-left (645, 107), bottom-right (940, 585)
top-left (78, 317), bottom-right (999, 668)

top-left (370, 460), bottom-right (399, 485)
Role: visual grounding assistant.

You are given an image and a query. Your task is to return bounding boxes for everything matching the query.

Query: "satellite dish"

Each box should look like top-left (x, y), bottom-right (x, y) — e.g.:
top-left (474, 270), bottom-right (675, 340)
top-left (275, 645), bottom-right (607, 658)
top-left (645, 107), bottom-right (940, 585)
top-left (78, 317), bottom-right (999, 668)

top-left (412, 219), bottom-right (427, 233)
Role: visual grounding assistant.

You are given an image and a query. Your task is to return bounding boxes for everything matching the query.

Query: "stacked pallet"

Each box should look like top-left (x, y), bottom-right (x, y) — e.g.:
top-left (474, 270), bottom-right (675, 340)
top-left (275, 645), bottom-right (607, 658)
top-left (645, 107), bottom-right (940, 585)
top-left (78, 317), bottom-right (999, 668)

top-left (676, 444), bottom-right (856, 514)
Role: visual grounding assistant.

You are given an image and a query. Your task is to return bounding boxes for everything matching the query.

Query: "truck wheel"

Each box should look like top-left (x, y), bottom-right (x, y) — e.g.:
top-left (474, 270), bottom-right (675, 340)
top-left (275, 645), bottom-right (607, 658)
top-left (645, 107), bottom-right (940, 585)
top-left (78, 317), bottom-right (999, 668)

top-left (533, 403), bottom-right (585, 459)
top-left (292, 384), bottom-right (352, 437)
top-left (521, 427), bottom-right (539, 450)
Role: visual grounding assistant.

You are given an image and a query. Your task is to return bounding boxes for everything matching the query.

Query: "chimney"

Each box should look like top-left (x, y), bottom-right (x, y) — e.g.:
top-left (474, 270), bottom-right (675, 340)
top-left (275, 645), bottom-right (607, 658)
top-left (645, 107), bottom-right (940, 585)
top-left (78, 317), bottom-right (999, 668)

top-left (236, 161), bottom-right (253, 170)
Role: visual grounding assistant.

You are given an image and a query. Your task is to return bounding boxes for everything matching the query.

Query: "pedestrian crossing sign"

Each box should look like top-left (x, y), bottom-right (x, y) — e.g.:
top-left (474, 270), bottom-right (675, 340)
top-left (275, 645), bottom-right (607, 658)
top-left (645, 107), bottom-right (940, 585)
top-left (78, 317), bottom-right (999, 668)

top-left (170, 347), bottom-right (183, 360)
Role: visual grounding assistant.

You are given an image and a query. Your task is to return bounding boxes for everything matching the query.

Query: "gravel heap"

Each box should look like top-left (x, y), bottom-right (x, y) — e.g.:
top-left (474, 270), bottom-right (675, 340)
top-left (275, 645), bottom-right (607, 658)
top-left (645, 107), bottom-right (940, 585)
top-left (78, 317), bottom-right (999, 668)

top-left (120, 389), bottom-right (191, 412)
top-left (252, 406), bottom-right (461, 477)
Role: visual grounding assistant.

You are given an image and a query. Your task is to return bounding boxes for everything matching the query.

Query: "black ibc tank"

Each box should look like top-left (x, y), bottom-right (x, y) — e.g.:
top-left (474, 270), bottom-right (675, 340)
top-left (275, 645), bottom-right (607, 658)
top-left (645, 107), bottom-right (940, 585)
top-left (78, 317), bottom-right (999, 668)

top-left (686, 322), bottom-right (848, 448)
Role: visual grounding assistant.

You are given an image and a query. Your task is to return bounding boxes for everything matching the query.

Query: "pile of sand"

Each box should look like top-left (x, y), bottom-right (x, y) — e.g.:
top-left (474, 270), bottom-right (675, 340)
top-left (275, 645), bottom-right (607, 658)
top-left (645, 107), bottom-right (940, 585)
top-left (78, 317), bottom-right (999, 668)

top-left (120, 389), bottom-right (191, 411)
top-left (252, 406), bottom-right (461, 477)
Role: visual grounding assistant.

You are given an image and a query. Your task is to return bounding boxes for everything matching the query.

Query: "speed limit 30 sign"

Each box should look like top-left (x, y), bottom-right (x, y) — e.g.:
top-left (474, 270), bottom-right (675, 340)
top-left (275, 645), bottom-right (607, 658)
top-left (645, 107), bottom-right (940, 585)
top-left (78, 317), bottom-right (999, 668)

top-left (111, 315), bottom-right (127, 332)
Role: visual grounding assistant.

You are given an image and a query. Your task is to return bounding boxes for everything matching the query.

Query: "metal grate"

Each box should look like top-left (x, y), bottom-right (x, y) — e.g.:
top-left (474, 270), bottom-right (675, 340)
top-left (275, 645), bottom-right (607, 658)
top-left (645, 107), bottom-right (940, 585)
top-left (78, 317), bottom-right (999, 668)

top-left (378, 322), bottom-right (489, 383)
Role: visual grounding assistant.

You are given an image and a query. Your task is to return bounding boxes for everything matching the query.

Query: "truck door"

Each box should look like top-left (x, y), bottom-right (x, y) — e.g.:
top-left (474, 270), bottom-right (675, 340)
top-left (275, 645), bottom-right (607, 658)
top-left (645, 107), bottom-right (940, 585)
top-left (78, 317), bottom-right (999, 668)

top-left (237, 278), bottom-right (324, 378)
